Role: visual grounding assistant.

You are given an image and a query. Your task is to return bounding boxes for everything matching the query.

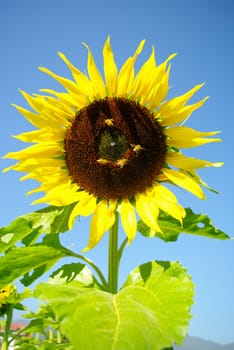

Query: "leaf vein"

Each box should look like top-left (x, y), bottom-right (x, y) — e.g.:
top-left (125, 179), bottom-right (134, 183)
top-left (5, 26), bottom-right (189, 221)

top-left (111, 294), bottom-right (120, 349)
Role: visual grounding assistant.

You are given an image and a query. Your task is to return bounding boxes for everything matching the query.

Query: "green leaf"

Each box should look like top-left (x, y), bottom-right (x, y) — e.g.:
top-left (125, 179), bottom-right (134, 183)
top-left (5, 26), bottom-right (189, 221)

top-left (50, 263), bottom-right (88, 283)
top-left (0, 218), bottom-right (32, 252)
top-left (21, 234), bottom-right (70, 286)
top-left (23, 318), bottom-right (46, 335)
top-left (138, 207), bottom-right (230, 242)
top-left (0, 203), bottom-right (78, 287)
top-left (121, 261), bottom-right (194, 346)
top-left (22, 203), bottom-right (76, 236)
top-left (0, 203), bottom-right (76, 252)
top-left (48, 263), bottom-right (97, 290)
top-left (14, 302), bottom-right (28, 311)
top-left (35, 260), bottom-right (194, 350)
top-left (0, 244), bottom-right (68, 289)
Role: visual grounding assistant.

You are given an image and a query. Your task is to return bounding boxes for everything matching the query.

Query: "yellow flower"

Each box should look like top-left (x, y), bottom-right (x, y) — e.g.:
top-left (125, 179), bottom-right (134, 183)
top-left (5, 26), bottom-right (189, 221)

top-left (4, 37), bottom-right (222, 250)
top-left (0, 285), bottom-right (13, 306)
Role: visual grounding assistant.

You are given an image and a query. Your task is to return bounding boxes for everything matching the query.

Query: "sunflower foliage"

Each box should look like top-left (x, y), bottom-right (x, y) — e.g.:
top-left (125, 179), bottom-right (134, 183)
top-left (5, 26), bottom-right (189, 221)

top-left (13, 304), bottom-right (71, 349)
top-left (0, 204), bottom-right (229, 349)
top-left (1, 37), bottom-right (230, 350)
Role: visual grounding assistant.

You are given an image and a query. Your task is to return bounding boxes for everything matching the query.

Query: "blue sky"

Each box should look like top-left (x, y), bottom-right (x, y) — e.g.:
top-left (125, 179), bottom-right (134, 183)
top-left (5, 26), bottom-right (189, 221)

top-left (0, 0), bottom-right (233, 345)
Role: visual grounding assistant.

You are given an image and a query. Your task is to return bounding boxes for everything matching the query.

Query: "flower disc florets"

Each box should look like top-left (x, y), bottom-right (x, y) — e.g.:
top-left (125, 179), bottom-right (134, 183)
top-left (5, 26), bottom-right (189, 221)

top-left (65, 97), bottom-right (167, 200)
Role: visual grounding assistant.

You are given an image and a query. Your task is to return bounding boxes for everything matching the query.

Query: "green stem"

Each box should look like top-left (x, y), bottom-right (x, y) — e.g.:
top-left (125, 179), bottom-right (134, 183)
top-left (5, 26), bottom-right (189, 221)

top-left (57, 329), bottom-right (62, 344)
top-left (118, 237), bottom-right (128, 265)
top-left (48, 328), bottom-right (54, 342)
top-left (2, 304), bottom-right (14, 350)
top-left (108, 211), bottom-right (119, 294)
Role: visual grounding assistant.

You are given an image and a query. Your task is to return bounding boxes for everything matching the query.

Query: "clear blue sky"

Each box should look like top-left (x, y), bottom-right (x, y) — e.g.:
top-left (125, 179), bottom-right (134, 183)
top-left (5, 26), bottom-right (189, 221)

top-left (0, 0), bottom-right (233, 345)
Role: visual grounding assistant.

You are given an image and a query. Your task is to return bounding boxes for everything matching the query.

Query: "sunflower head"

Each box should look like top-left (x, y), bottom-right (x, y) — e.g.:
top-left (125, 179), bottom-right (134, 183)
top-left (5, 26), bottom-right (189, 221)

top-left (0, 285), bottom-right (12, 305)
top-left (4, 37), bottom-right (222, 250)
top-left (64, 97), bottom-right (167, 200)
top-left (0, 284), bottom-right (17, 316)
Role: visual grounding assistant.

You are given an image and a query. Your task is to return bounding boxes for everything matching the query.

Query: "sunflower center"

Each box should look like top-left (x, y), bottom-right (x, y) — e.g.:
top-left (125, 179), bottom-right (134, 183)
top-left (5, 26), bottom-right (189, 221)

top-left (98, 129), bottom-right (130, 161)
top-left (64, 97), bottom-right (167, 200)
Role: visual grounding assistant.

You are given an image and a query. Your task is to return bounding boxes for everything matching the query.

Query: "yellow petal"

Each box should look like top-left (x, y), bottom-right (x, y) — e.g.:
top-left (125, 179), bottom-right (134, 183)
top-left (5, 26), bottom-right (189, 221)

top-left (166, 126), bottom-right (222, 148)
top-left (11, 104), bottom-right (46, 129)
top-left (4, 158), bottom-right (63, 175)
top-left (135, 192), bottom-right (161, 232)
top-left (147, 54), bottom-right (176, 110)
top-left (154, 53), bottom-right (177, 82)
top-left (162, 168), bottom-right (205, 199)
top-left (32, 184), bottom-right (86, 206)
top-left (3, 143), bottom-right (62, 161)
top-left (13, 99), bottom-right (67, 130)
top-left (83, 200), bottom-right (116, 251)
top-left (120, 199), bottom-right (137, 242)
top-left (160, 96), bottom-right (208, 126)
top-left (39, 89), bottom-right (83, 110)
top-left (148, 65), bottom-right (171, 110)
top-left (39, 66), bottom-right (89, 106)
top-left (19, 90), bottom-right (45, 113)
top-left (82, 43), bottom-right (106, 98)
top-left (103, 36), bottom-right (118, 96)
top-left (68, 195), bottom-right (97, 229)
top-left (167, 152), bottom-right (224, 170)
top-left (73, 194), bottom-right (97, 216)
top-left (118, 39), bottom-right (145, 97)
top-left (57, 52), bottom-right (94, 97)
top-left (13, 129), bottom-right (62, 143)
top-left (131, 46), bottom-right (156, 102)
top-left (38, 95), bottom-right (74, 120)
top-left (153, 184), bottom-right (185, 222)
top-left (157, 83), bottom-right (205, 116)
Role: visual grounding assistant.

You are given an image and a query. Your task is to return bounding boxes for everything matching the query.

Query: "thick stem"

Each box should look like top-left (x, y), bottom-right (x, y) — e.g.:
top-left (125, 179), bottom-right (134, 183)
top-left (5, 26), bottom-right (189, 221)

top-left (2, 304), bottom-right (13, 350)
top-left (108, 211), bottom-right (119, 294)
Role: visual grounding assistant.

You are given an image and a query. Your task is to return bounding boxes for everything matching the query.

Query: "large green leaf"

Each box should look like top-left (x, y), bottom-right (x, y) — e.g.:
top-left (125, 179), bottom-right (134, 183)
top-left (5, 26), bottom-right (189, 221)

top-left (0, 241), bottom-right (68, 289)
top-left (0, 204), bottom-right (76, 251)
top-left (0, 204), bottom-right (78, 287)
top-left (35, 261), bottom-right (194, 350)
top-left (138, 207), bottom-right (230, 242)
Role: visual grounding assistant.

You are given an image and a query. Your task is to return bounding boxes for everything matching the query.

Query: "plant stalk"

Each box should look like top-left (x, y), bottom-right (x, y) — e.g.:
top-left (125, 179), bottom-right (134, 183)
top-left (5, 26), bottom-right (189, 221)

top-left (108, 211), bottom-right (119, 294)
top-left (2, 304), bottom-right (13, 350)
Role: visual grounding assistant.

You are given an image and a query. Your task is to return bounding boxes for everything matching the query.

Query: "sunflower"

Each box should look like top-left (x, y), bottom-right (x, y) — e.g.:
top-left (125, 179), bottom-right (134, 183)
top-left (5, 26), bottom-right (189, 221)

top-left (0, 285), bottom-right (12, 306)
top-left (4, 37), bottom-right (222, 250)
